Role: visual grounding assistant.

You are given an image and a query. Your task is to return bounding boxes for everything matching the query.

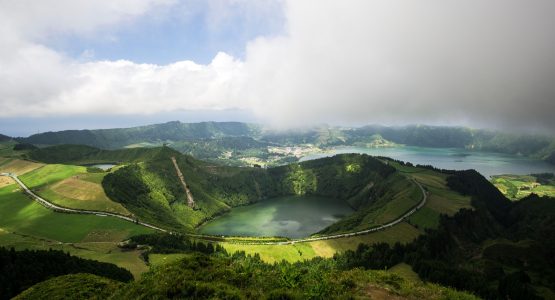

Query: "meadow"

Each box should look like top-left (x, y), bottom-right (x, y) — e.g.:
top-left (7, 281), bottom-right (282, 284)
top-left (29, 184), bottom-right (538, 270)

top-left (17, 164), bottom-right (131, 215)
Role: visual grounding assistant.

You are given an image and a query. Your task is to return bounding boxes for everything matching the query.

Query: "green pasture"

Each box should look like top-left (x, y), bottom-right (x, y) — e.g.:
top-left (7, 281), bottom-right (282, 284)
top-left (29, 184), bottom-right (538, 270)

top-left (19, 164), bottom-right (86, 188)
top-left (0, 184), bottom-right (152, 243)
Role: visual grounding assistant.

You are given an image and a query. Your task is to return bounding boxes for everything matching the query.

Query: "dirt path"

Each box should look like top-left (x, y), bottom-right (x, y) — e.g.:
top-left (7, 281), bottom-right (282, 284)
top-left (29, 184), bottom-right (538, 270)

top-left (170, 157), bottom-right (195, 208)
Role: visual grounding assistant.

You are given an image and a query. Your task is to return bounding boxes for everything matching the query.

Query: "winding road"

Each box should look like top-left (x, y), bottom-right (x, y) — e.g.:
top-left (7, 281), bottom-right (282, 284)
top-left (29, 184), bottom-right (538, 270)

top-left (0, 172), bottom-right (427, 245)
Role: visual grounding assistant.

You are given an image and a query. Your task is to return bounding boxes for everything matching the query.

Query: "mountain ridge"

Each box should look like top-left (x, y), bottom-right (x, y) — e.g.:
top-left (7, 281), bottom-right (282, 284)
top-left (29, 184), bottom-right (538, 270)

top-left (12, 121), bottom-right (555, 164)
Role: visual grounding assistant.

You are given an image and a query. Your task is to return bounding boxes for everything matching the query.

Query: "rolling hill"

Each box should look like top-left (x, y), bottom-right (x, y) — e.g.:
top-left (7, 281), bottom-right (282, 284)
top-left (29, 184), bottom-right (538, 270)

top-left (3, 143), bottom-right (555, 298)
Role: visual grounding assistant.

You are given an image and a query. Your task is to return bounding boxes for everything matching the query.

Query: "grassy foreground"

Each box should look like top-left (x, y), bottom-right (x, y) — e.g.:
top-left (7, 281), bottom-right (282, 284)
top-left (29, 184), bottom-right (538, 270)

top-left (0, 184), bottom-right (153, 277)
top-left (115, 253), bottom-right (479, 299)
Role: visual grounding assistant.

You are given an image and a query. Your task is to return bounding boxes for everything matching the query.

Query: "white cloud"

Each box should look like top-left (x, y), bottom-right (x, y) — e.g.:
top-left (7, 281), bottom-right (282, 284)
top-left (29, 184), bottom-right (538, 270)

top-left (1, 0), bottom-right (555, 133)
top-left (0, 0), bottom-right (175, 39)
top-left (244, 0), bottom-right (555, 131)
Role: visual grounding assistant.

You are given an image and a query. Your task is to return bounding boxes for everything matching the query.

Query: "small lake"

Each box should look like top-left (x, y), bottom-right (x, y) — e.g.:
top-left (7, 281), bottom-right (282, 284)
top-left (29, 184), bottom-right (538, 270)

top-left (301, 146), bottom-right (555, 178)
top-left (87, 164), bottom-right (116, 171)
top-left (198, 196), bottom-right (354, 238)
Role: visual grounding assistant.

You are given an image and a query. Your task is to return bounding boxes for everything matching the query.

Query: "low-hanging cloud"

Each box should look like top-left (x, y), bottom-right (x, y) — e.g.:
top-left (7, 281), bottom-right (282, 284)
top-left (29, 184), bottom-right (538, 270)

top-left (245, 0), bottom-right (555, 132)
top-left (1, 0), bottom-right (555, 133)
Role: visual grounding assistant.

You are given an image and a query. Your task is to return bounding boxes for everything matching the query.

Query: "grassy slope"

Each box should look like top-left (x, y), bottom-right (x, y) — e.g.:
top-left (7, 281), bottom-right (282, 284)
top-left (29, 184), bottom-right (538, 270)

top-left (397, 164), bottom-right (472, 231)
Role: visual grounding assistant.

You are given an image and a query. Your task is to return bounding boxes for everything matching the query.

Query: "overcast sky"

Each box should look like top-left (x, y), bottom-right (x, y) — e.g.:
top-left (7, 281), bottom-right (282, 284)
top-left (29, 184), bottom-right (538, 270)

top-left (1, 0), bottom-right (555, 136)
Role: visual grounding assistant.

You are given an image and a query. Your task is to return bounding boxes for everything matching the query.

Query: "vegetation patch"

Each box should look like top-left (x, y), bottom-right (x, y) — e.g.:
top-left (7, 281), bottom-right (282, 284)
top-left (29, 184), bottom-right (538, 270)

top-left (492, 173), bottom-right (555, 200)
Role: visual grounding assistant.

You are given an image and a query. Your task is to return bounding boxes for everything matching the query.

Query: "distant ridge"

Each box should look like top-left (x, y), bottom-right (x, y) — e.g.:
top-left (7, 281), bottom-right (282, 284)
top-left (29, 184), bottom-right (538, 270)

top-left (15, 121), bottom-right (555, 164)
top-left (18, 121), bottom-right (261, 149)
top-left (0, 133), bottom-right (12, 142)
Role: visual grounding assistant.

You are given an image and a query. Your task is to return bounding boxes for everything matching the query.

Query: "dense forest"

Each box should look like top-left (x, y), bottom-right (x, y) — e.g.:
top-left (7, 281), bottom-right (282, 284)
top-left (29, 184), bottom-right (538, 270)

top-left (0, 247), bottom-right (133, 300)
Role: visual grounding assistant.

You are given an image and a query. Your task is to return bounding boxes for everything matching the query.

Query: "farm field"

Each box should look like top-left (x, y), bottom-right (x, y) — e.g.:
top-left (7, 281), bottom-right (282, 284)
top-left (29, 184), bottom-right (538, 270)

top-left (492, 174), bottom-right (555, 200)
top-left (0, 184), bottom-right (153, 243)
top-left (17, 163), bottom-right (131, 215)
top-left (0, 158), bottom-right (44, 175)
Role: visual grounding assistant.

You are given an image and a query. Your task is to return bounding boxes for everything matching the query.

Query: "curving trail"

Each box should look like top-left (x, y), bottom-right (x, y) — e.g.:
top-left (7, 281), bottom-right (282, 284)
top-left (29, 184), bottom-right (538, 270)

top-left (0, 172), bottom-right (427, 245)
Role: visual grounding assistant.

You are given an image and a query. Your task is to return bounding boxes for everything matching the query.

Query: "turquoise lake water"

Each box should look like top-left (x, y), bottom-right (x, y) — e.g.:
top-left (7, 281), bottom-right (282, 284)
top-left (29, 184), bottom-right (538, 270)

top-left (300, 146), bottom-right (555, 178)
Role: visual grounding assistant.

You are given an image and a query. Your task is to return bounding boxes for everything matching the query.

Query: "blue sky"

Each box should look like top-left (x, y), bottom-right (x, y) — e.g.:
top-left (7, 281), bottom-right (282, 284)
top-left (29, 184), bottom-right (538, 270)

top-left (46, 1), bottom-right (284, 65)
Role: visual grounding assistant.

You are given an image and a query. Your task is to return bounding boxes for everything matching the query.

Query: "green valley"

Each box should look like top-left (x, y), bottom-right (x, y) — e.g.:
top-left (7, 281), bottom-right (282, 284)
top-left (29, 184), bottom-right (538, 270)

top-left (1, 141), bottom-right (554, 299)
